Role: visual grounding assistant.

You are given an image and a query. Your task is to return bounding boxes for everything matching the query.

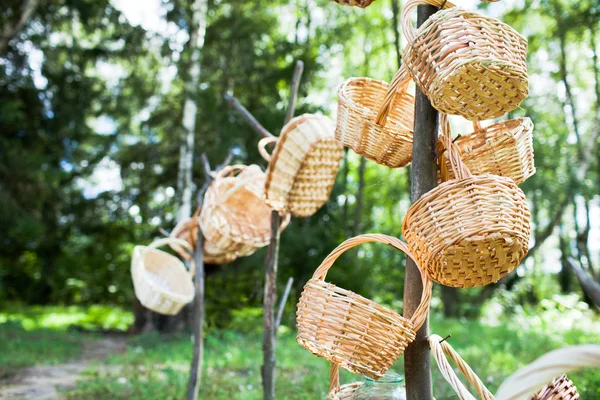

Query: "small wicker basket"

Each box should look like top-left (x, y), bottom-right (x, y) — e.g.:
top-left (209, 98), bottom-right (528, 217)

top-left (403, 115), bottom-right (531, 288)
top-left (336, 66), bottom-right (415, 168)
top-left (258, 114), bottom-right (343, 218)
top-left (296, 234), bottom-right (432, 379)
top-left (131, 237), bottom-right (195, 315)
top-left (402, 0), bottom-right (528, 120)
top-left (169, 206), bottom-right (237, 265)
top-left (440, 118), bottom-right (535, 185)
top-left (331, 0), bottom-right (376, 8)
top-left (200, 165), bottom-right (290, 258)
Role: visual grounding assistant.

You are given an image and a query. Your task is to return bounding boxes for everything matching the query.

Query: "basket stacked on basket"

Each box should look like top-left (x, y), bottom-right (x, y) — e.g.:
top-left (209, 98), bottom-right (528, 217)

top-left (259, 114), bottom-right (343, 217)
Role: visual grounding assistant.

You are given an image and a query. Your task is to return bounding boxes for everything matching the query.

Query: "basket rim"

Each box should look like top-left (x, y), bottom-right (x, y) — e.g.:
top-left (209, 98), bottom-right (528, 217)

top-left (458, 117), bottom-right (532, 152)
top-left (132, 245), bottom-right (194, 303)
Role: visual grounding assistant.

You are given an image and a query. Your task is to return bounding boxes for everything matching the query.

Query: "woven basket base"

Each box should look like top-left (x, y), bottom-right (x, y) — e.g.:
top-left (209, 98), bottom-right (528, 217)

top-left (433, 233), bottom-right (525, 288)
top-left (327, 382), bottom-right (363, 399)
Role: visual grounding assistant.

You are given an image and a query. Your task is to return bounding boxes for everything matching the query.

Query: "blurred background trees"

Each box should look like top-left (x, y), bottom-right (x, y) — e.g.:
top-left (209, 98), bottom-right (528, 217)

top-left (1, 0), bottom-right (599, 329)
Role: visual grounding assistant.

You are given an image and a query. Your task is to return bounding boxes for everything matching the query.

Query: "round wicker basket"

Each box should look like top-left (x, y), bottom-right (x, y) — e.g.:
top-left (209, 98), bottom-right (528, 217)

top-left (131, 237), bottom-right (195, 315)
top-left (169, 208), bottom-right (237, 265)
top-left (336, 66), bottom-right (415, 168)
top-left (440, 118), bottom-right (535, 185)
top-left (199, 165), bottom-right (290, 258)
top-left (296, 234), bottom-right (432, 379)
top-left (402, 0), bottom-right (528, 120)
top-left (403, 116), bottom-right (531, 288)
top-left (259, 114), bottom-right (343, 218)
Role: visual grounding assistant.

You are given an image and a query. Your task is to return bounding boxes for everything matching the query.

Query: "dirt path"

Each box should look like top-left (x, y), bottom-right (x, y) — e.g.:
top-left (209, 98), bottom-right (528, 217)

top-left (0, 335), bottom-right (127, 400)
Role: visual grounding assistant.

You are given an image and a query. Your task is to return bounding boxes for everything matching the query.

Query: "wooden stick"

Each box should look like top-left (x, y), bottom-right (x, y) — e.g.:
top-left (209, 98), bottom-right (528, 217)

top-left (186, 151), bottom-right (233, 400)
top-left (403, 5), bottom-right (437, 400)
top-left (262, 60), bottom-right (304, 400)
top-left (275, 277), bottom-right (294, 328)
top-left (224, 93), bottom-right (274, 138)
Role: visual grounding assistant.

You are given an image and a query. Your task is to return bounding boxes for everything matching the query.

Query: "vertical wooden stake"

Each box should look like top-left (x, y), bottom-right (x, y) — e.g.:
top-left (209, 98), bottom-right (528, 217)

top-left (403, 5), bottom-right (438, 400)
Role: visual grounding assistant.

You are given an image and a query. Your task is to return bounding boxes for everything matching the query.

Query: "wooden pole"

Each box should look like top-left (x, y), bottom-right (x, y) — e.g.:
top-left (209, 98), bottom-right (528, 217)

top-left (402, 5), bottom-right (438, 400)
top-left (262, 60), bottom-right (304, 400)
top-left (186, 152), bottom-right (233, 400)
top-left (275, 277), bottom-right (294, 328)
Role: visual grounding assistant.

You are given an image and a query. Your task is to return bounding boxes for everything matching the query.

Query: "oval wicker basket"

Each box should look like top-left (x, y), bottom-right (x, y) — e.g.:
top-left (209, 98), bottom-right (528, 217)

top-left (440, 118), bottom-right (535, 185)
top-left (131, 237), bottom-right (195, 315)
top-left (169, 207), bottom-right (237, 265)
top-left (336, 66), bottom-right (415, 168)
top-left (296, 234), bottom-right (432, 379)
top-left (401, 0), bottom-right (528, 120)
top-left (200, 165), bottom-right (290, 258)
top-left (331, 0), bottom-right (376, 8)
top-left (258, 114), bottom-right (343, 218)
top-left (403, 116), bottom-right (531, 288)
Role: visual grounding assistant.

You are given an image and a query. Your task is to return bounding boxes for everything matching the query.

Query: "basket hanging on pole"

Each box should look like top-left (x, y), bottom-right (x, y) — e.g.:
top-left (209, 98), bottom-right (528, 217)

top-left (296, 234), bottom-right (432, 379)
top-left (169, 206), bottom-right (237, 265)
top-left (402, 115), bottom-right (531, 288)
top-left (336, 66), bottom-right (415, 168)
top-left (131, 237), bottom-right (195, 315)
top-left (440, 118), bottom-right (535, 185)
top-left (258, 114), bottom-right (343, 218)
top-left (401, 0), bottom-right (528, 120)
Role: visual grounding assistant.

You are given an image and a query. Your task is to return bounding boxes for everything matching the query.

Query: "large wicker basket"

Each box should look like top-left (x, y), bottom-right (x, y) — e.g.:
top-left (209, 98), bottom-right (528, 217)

top-left (131, 237), bottom-right (195, 315)
top-left (169, 207), bottom-right (236, 265)
top-left (336, 66), bottom-right (415, 168)
top-left (440, 118), bottom-right (535, 185)
top-left (296, 234), bottom-right (432, 379)
top-left (258, 114), bottom-right (343, 218)
top-left (403, 116), bottom-right (531, 288)
top-left (401, 0), bottom-right (528, 120)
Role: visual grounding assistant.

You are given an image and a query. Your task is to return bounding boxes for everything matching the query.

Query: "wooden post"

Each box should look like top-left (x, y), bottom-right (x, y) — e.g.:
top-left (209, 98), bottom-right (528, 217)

top-left (186, 152), bottom-right (232, 400)
top-left (402, 5), bottom-right (437, 400)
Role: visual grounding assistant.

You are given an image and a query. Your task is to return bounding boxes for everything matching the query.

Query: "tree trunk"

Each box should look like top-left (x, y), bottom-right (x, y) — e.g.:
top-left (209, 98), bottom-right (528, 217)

top-left (558, 224), bottom-right (572, 293)
top-left (0, 0), bottom-right (39, 55)
top-left (186, 232), bottom-right (205, 400)
top-left (402, 6), bottom-right (436, 400)
top-left (441, 287), bottom-right (459, 318)
top-left (353, 157), bottom-right (366, 236)
top-left (177, 0), bottom-right (209, 223)
top-left (390, 0), bottom-right (402, 70)
top-left (568, 258), bottom-right (600, 309)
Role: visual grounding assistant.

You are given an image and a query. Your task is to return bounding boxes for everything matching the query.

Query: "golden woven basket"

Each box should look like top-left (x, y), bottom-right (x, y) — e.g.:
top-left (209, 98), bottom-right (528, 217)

top-left (258, 114), bottom-right (343, 218)
top-left (403, 116), bottom-right (531, 288)
top-left (402, 0), bottom-right (528, 120)
top-left (336, 66), bottom-right (415, 168)
top-left (199, 165), bottom-right (290, 258)
top-left (440, 118), bottom-right (535, 185)
top-left (530, 375), bottom-right (579, 400)
top-left (131, 238), bottom-right (195, 315)
top-left (327, 364), bottom-right (363, 400)
top-left (296, 234), bottom-right (432, 379)
top-left (331, 0), bottom-right (376, 8)
top-left (169, 207), bottom-right (236, 265)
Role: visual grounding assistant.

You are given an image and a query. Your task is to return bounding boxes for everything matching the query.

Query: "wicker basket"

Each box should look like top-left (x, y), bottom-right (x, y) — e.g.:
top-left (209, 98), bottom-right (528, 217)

top-left (403, 115), bottom-right (531, 288)
top-left (169, 207), bottom-right (236, 265)
top-left (336, 66), bottom-right (415, 168)
top-left (296, 234), bottom-right (432, 379)
top-left (401, 0), bottom-right (528, 120)
top-left (131, 237), bottom-right (195, 315)
top-left (331, 0), bottom-right (376, 8)
top-left (440, 118), bottom-right (535, 185)
top-left (529, 375), bottom-right (579, 400)
top-left (200, 165), bottom-right (289, 257)
top-left (258, 114), bottom-right (343, 218)
top-left (327, 364), bottom-right (363, 400)
top-left (429, 334), bottom-right (494, 400)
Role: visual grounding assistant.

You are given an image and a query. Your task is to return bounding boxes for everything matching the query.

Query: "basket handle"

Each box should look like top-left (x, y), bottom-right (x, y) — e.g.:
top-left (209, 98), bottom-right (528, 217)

top-left (495, 344), bottom-right (600, 400)
top-left (374, 66), bottom-right (412, 127)
top-left (311, 234), bottom-right (432, 331)
top-left (215, 164), bottom-right (248, 180)
top-left (329, 363), bottom-right (340, 394)
top-left (258, 137), bottom-right (278, 162)
top-left (402, 0), bottom-right (455, 43)
top-left (147, 237), bottom-right (196, 278)
top-left (438, 114), bottom-right (473, 180)
top-left (429, 334), bottom-right (494, 400)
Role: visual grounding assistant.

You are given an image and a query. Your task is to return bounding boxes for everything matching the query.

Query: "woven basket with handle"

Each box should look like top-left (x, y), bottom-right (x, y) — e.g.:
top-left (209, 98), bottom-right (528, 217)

top-left (258, 114), bottom-right (343, 218)
top-left (296, 234), bottom-right (432, 379)
top-left (336, 66), bottom-right (415, 168)
top-left (440, 118), bottom-right (535, 185)
top-left (401, 0), bottom-right (528, 120)
top-left (200, 165), bottom-right (290, 258)
top-left (403, 115), bottom-right (531, 288)
top-left (131, 237), bottom-right (195, 315)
